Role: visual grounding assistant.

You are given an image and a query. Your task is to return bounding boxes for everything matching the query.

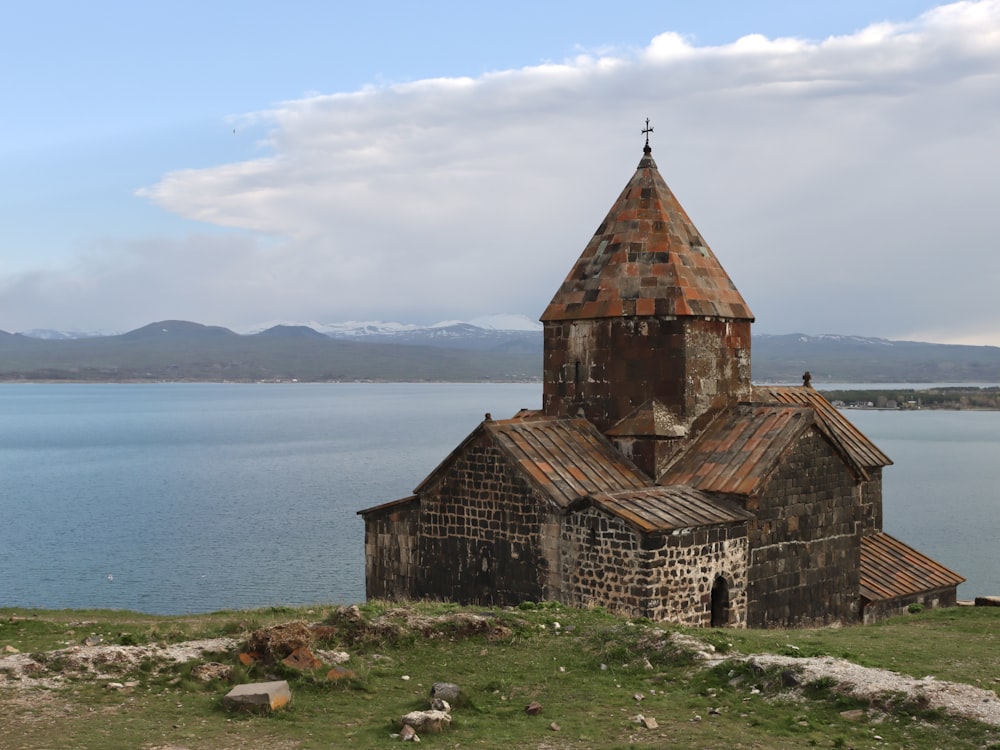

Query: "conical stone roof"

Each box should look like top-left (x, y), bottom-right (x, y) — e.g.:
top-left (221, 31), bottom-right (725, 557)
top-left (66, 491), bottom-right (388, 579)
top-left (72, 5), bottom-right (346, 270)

top-left (541, 146), bottom-right (754, 322)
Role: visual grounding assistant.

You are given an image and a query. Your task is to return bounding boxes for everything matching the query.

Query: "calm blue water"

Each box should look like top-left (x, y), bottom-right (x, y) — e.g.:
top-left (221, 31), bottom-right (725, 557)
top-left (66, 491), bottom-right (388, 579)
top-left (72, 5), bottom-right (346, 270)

top-left (847, 409), bottom-right (999, 601)
top-left (0, 383), bottom-right (995, 613)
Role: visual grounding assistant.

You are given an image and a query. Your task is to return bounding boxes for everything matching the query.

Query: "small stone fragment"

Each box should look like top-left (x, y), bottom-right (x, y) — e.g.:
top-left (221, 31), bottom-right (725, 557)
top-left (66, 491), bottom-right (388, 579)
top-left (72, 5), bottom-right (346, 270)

top-left (642, 716), bottom-right (659, 729)
top-left (83, 635), bottom-right (103, 646)
top-left (315, 649), bottom-right (350, 666)
top-left (282, 645), bottom-right (322, 671)
top-left (633, 692), bottom-right (644, 702)
top-left (525, 701), bottom-right (543, 715)
top-left (430, 681), bottom-right (460, 702)
top-left (840, 709), bottom-right (866, 721)
top-left (401, 710), bottom-right (451, 733)
top-left (399, 724), bottom-right (418, 742)
top-left (549, 722), bottom-right (561, 731)
top-left (223, 680), bottom-right (291, 712)
top-left (3, 645), bottom-right (19, 654)
top-left (429, 698), bottom-right (451, 713)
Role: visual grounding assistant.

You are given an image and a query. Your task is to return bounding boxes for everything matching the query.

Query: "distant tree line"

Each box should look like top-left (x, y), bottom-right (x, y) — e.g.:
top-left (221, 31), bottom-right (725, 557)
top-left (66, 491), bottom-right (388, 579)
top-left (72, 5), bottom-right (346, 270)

top-left (821, 387), bottom-right (1000, 410)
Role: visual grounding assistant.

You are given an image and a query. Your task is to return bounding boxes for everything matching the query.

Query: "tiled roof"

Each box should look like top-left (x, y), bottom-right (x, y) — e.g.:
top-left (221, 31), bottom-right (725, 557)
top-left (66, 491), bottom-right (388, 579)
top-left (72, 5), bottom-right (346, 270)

top-left (357, 494), bottom-right (418, 518)
top-left (860, 532), bottom-right (965, 602)
top-left (541, 147), bottom-right (753, 323)
top-left (754, 386), bottom-right (892, 479)
top-left (587, 486), bottom-right (754, 534)
top-left (659, 404), bottom-right (813, 495)
top-left (487, 417), bottom-right (650, 509)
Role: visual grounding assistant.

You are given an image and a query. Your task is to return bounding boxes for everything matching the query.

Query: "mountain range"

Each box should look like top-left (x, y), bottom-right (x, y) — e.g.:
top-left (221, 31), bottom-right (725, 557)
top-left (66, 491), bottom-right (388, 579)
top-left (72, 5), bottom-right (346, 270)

top-left (3, 317), bottom-right (1000, 384)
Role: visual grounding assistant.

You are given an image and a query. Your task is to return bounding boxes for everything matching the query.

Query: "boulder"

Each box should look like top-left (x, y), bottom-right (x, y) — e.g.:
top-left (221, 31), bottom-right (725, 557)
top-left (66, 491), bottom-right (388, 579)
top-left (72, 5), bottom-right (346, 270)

top-left (246, 621), bottom-right (313, 661)
top-left (430, 681), bottom-right (460, 702)
top-left (282, 645), bottom-right (323, 671)
top-left (223, 680), bottom-right (291, 712)
top-left (401, 709), bottom-right (451, 733)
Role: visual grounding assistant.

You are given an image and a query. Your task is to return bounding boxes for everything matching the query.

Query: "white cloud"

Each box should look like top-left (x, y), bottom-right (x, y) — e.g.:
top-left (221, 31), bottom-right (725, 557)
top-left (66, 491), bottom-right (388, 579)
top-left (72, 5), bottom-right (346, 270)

top-left (8, 1), bottom-right (1000, 345)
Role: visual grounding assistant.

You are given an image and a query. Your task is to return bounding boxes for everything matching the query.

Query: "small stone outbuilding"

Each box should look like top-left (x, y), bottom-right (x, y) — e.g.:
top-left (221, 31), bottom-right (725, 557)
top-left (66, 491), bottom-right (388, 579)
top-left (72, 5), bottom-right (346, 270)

top-left (359, 136), bottom-right (963, 627)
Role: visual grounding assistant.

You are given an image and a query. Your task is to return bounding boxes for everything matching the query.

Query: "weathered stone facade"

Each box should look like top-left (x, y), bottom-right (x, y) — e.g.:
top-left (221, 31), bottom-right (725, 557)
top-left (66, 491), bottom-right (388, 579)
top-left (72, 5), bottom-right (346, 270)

top-left (744, 431), bottom-right (861, 627)
top-left (560, 504), bottom-right (750, 626)
top-left (358, 140), bottom-right (963, 627)
top-left (362, 496), bottom-right (419, 601)
top-left (543, 318), bottom-right (752, 435)
top-left (414, 437), bottom-right (552, 606)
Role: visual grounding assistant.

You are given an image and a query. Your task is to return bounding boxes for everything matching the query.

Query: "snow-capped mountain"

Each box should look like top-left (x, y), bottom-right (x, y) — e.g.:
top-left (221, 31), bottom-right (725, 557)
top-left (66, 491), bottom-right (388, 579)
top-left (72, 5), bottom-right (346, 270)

top-left (314, 315), bottom-right (543, 353)
top-left (16, 314), bottom-right (542, 343)
top-left (228, 314), bottom-right (544, 352)
top-left (16, 328), bottom-right (116, 340)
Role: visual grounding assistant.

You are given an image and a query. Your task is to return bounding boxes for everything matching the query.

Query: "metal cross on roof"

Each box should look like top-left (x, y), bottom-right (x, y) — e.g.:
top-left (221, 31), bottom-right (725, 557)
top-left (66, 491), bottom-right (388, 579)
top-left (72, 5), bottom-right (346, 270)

top-left (642, 118), bottom-right (653, 150)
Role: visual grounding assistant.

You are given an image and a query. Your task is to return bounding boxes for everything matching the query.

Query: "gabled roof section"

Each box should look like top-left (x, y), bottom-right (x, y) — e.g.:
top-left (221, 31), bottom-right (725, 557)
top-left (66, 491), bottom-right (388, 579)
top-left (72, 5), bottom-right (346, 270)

top-left (586, 486), bottom-right (754, 534)
top-left (541, 146), bottom-right (753, 323)
top-left (860, 532), bottom-right (964, 602)
top-left (410, 415), bottom-right (649, 509)
top-left (487, 417), bottom-right (650, 509)
top-left (357, 494), bottom-right (419, 518)
top-left (606, 399), bottom-right (688, 438)
top-left (659, 404), bottom-right (814, 496)
top-left (754, 386), bottom-right (892, 479)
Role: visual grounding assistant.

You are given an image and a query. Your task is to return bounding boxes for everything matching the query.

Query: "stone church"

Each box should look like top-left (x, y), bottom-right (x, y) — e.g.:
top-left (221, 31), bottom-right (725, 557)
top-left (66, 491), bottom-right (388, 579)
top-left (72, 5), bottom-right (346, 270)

top-left (359, 135), bottom-right (963, 628)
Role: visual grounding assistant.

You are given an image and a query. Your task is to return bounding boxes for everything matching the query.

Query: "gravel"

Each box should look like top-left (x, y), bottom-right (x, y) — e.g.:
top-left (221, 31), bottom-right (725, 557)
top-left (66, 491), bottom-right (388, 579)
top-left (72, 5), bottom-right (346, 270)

top-left (746, 653), bottom-right (1000, 727)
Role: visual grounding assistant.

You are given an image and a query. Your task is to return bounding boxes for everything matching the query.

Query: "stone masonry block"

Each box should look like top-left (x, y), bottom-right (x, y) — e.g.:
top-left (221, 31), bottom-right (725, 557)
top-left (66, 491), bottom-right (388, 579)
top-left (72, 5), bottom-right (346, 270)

top-left (223, 680), bottom-right (291, 712)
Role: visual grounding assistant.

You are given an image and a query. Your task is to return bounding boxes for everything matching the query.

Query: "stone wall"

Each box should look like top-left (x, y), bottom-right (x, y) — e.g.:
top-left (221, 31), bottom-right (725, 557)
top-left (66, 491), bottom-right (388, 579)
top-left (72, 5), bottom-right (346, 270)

top-left (746, 430), bottom-right (862, 627)
top-left (862, 586), bottom-right (958, 624)
top-left (560, 506), bottom-right (646, 617)
top-left (859, 468), bottom-right (883, 533)
top-left (643, 525), bottom-right (749, 627)
top-left (543, 317), bottom-right (751, 433)
top-left (361, 496), bottom-right (420, 601)
top-left (561, 505), bottom-right (749, 626)
top-left (416, 434), bottom-right (552, 606)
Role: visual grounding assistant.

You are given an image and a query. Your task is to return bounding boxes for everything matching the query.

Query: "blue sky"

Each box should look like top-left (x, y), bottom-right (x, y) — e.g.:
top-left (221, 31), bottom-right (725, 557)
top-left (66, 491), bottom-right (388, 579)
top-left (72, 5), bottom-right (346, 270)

top-left (3, 1), bottom-right (998, 345)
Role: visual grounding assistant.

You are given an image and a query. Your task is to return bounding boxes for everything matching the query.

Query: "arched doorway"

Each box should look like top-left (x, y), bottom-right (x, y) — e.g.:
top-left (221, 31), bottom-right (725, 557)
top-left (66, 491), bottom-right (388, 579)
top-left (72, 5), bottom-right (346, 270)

top-left (710, 575), bottom-right (730, 627)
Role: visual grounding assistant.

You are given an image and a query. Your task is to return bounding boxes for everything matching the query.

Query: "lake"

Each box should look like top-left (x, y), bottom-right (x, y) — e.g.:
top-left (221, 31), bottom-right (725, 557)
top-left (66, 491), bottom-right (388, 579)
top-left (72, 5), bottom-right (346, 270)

top-left (0, 383), bottom-right (995, 614)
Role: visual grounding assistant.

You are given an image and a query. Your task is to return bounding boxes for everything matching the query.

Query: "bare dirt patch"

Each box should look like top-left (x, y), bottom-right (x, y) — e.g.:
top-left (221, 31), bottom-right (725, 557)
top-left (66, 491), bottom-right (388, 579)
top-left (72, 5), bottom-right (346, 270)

top-left (0, 637), bottom-right (237, 687)
top-left (671, 632), bottom-right (1000, 727)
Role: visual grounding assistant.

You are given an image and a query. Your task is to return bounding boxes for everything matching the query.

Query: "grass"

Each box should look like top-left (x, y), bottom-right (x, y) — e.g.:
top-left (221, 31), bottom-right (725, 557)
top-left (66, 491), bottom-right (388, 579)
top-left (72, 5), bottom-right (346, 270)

top-left (1, 601), bottom-right (998, 749)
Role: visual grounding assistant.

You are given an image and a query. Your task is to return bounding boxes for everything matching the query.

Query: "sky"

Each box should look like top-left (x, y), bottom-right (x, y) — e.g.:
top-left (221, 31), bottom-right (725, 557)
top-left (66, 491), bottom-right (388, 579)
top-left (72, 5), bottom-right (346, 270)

top-left (2, 1), bottom-right (998, 345)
